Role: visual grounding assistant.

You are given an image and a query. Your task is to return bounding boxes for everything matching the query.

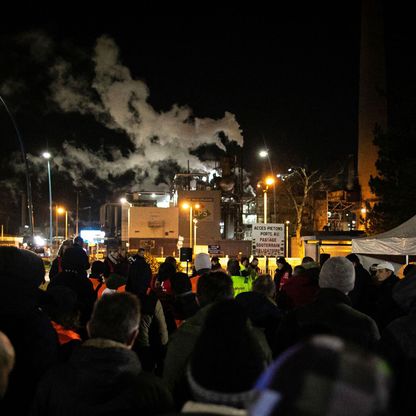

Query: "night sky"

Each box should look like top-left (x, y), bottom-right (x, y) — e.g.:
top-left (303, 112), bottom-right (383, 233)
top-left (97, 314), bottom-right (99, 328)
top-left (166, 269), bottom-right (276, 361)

top-left (0, 6), bottom-right (415, 233)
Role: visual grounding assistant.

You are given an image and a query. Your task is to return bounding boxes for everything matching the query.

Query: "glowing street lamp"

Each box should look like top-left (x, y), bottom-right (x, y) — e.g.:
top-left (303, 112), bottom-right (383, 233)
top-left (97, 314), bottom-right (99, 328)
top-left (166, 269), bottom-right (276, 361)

top-left (56, 206), bottom-right (68, 240)
top-left (262, 176), bottom-right (275, 224)
top-left (42, 152), bottom-right (53, 246)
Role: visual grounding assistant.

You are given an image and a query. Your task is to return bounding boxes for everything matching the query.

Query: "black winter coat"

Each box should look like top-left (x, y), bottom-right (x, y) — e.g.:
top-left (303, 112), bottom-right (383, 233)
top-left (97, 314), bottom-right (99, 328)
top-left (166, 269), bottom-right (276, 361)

top-left (32, 338), bottom-right (174, 416)
top-left (273, 288), bottom-right (380, 357)
top-left (363, 274), bottom-right (402, 332)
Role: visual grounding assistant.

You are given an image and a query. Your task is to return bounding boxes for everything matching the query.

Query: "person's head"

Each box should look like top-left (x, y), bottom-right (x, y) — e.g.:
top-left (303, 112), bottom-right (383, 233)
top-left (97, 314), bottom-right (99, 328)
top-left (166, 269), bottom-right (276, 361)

top-left (61, 247), bottom-right (89, 272)
top-left (43, 286), bottom-right (80, 329)
top-left (301, 256), bottom-right (320, 271)
top-left (375, 262), bottom-right (394, 282)
top-left (249, 335), bottom-right (392, 416)
top-left (0, 331), bottom-right (15, 398)
top-left (252, 274), bottom-right (276, 299)
top-left (58, 239), bottom-right (73, 256)
top-left (241, 256), bottom-right (250, 267)
top-left (403, 263), bottom-right (416, 277)
top-left (73, 236), bottom-right (84, 247)
top-left (137, 247), bottom-right (146, 257)
top-left (319, 253), bottom-right (331, 267)
top-left (107, 245), bottom-right (121, 262)
top-left (157, 261), bottom-right (176, 282)
top-left (346, 253), bottom-right (361, 267)
top-left (393, 266), bottom-right (416, 312)
top-left (194, 253), bottom-right (211, 274)
top-left (301, 256), bottom-right (314, 265)
top-left (91, 260), bottom-right (105, 277)
top-left (227, 258), bottom-right (241, 276)
top-left (276, 256), bottom-right (287, 270)
top-left (211, 256), bottom-right (222, 270)
top-left (292, 265), bottom-right (305, 277)
top-left (87, 292), bottom-right (141, 348)
top-left (188, 300), bottom-right (266, 408)
top-left (319, 256), bottom-right (355, 294)
top-left (164, 256), bottom-right (177, 268)
top-left (170, 272), bottom-right (192, 295)
top-left (196, 271), bottom-right (234, 307)
top-left (251, 257), bottom-right (259, 267)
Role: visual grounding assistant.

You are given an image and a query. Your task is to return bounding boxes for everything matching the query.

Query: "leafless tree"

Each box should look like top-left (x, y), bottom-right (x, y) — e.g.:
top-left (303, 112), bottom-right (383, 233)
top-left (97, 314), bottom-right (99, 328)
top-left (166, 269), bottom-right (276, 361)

top-left (280, 167), bottom-right (322, 248)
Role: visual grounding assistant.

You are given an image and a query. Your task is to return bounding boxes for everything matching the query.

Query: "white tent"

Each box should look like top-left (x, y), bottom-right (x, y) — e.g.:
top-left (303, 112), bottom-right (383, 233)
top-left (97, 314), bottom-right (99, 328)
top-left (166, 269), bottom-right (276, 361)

top-left (352, 215), bottom-right (416, 256)
top-left (352, 215), bottom-right (416, 272)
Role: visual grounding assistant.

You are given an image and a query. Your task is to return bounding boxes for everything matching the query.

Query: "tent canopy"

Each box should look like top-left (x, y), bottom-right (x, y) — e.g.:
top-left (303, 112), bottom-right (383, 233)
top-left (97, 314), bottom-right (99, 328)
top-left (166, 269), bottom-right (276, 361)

top-left (352, 215), bottom-right (416, 256)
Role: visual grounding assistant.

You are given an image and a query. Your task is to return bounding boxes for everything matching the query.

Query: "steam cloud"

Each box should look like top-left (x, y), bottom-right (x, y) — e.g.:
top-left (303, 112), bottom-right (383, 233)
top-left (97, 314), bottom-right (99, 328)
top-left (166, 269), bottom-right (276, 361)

top-left (43, 35), bottom-right (243, 191)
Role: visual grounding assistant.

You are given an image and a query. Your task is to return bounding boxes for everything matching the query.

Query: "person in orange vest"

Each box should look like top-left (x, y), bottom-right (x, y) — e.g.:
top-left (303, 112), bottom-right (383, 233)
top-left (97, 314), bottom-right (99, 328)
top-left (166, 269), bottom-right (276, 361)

top-left (88, 261), bottom-right (105, 296)
top-left (190, 253), bottom-right (211, 293)
top-left (41, 286), bottom-right (82, 361)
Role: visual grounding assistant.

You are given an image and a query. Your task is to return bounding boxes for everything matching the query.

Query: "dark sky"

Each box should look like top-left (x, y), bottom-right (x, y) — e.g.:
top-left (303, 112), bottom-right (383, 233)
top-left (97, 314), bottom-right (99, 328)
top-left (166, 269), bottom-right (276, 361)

top-left (0, 7), bottom-right (414, 231)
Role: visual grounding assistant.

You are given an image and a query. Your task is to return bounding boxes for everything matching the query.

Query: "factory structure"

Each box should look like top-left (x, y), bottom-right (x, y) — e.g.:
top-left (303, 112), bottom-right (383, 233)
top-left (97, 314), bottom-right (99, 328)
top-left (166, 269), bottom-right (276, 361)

top-left (100, 158), bottom-right (255, 257)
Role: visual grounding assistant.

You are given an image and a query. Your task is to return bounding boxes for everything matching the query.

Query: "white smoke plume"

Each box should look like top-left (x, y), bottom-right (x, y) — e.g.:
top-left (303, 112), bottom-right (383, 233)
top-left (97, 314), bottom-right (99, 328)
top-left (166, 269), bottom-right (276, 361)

top-left (46, 35), bottom-right (243, 191)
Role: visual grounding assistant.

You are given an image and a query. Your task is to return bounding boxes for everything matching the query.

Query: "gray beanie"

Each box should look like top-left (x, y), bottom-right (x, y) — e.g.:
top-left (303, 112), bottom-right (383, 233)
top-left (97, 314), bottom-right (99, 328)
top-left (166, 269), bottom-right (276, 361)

top-left (319, 256), bottom-right (355, 294)
top-left (194, 253), bottom-right (211, 273)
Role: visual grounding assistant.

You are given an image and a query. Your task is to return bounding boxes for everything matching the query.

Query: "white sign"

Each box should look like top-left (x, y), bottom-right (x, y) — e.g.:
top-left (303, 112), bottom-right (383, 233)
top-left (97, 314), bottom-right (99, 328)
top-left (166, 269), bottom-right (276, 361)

top-left (251, 223), bottom-right (285, 256)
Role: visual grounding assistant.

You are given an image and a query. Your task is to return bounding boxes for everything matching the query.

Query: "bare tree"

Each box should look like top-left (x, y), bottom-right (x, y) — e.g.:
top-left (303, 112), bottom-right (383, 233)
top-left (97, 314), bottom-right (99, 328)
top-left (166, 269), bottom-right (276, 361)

top-left (280, 167), bottom-right (322, 248)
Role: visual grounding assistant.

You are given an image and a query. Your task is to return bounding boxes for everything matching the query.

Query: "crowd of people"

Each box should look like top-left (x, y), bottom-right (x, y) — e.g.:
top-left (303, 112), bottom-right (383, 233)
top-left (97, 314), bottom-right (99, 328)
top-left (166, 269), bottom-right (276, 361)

top-left (0, 237), bottom-right (415, 415)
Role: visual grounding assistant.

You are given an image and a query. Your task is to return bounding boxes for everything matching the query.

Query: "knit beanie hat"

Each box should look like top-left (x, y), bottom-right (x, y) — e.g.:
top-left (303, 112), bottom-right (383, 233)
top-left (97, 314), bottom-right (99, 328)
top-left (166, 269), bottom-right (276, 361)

top-left (187, 300), bottom-right (266, 408)
top-left (249, 335), bottom-right (392, 416)
top-left (194, 253), bottom-right (211, 273)
top-left (319, 257), bottom-right (355, 294)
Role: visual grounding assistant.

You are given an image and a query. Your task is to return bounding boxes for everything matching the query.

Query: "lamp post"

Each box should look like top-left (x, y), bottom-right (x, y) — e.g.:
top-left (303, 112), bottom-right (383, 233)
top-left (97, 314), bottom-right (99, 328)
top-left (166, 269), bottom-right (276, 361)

top-left (193, 218), bottom-right (198, 249)
top-left (0, 95), bottom-right (34, 236)
top-left (182, 202), bottom-right (200, 252)
top-left (42, 152), bottom-right (53, 246)
top-left (259, 149), bottom-right (277, 222)
top-left (56, 206), bottom-right (67, 240)
top-left (263, 176), bottom-right (275, 224)
top-left (285, 220), bottom-right (290, 257)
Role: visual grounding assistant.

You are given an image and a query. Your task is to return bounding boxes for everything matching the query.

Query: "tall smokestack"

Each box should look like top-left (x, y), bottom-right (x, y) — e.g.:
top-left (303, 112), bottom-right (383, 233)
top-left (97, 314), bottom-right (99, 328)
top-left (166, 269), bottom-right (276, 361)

top-left (358, 0), bottom-right (387, 205)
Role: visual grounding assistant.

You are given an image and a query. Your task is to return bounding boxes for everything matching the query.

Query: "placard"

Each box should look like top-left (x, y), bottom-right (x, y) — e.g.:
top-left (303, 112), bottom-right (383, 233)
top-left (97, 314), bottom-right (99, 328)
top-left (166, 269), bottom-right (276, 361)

top-left (251, 223), bottom-right (285, 256)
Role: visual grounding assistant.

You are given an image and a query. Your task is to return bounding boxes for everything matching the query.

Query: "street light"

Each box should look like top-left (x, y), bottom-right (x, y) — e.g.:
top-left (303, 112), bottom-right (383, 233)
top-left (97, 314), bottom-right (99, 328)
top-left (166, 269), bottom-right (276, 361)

top-left (262, 176), bottom-right (275, 224)
top-left (182, 202), bottom-right (200, 251)
top-left (259, 148), bottom-right (277, 221)
top-left (42, 152), bottom-right (53, 247)
top-left (56, 206), bottom-right (68, 241)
